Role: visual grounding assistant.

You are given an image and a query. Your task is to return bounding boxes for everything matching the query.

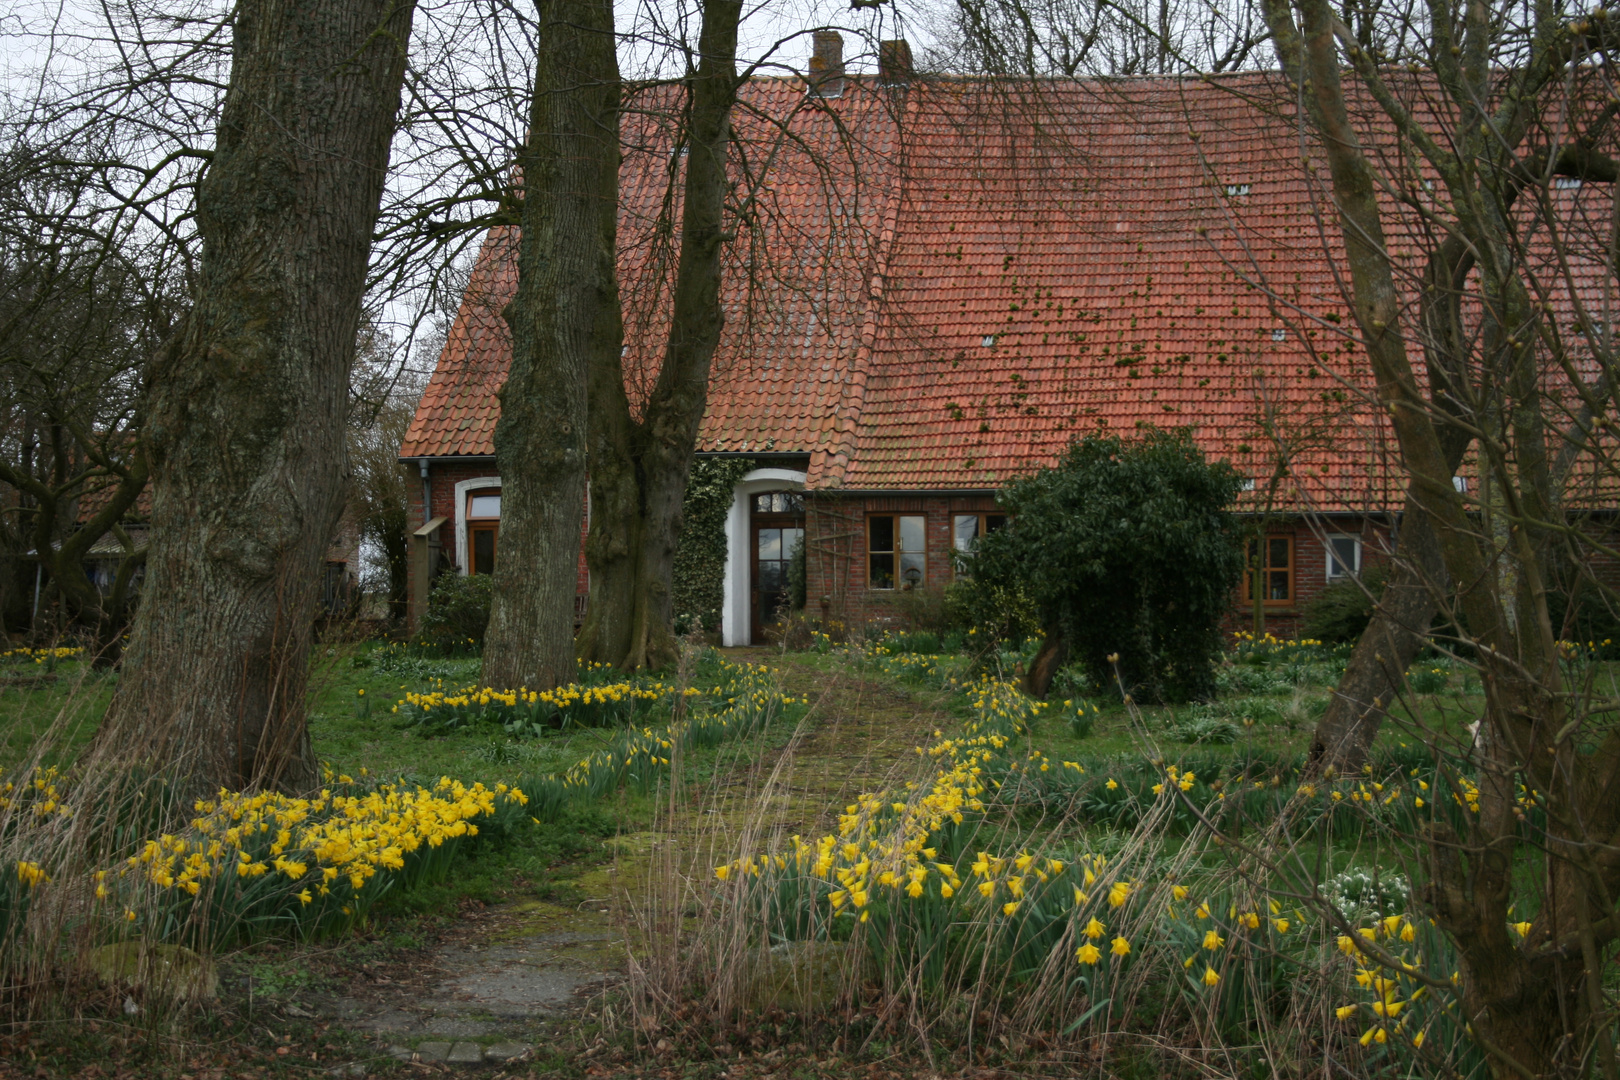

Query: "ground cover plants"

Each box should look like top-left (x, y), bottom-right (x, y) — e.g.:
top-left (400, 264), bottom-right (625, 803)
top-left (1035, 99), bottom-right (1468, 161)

top-left (0, 623), bottom-right (1606, 1078)
top-left (620, 628), bottom-right (1569, 1079)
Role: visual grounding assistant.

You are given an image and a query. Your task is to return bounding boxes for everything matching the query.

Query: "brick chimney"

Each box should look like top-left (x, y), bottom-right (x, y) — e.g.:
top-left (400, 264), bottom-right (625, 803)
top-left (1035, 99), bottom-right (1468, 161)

top-left (879, 39), bottom-right (913, 85)
top-left (808, 30), bottom-right (845, 98)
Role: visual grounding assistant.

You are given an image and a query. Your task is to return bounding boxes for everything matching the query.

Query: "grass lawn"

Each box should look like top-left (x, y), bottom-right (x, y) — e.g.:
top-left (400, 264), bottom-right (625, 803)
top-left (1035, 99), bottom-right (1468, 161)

top-left (0, 632), bottom-right (1524, 1079)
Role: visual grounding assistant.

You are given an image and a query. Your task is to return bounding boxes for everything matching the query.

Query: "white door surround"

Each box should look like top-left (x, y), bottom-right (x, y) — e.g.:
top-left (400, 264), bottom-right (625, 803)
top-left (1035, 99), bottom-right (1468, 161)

top-left (722, 468), bottom-right (809, 646)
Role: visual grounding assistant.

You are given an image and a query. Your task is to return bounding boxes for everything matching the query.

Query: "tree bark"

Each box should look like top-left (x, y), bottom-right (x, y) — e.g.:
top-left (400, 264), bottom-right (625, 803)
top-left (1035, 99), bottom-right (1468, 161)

top-left (481, 0), bottom-right (622, 690)
top-left (575, 0), bottom-right (742, 672)
top-left (96, 0), bottom-right (415, 794)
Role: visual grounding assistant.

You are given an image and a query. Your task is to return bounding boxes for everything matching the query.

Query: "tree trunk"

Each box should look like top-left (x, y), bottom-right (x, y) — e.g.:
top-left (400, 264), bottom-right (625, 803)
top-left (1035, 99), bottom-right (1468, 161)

top-left (1305, 225), bottom-right (1482, 776)
top-left (481, 0), bottom-right (621, 691)
top-left (1024, 628), bottom-right (1068, 699)
top-left (575, 0), bottom-right (741, 672)
top-left (96, 0), bottom-right (415, 794)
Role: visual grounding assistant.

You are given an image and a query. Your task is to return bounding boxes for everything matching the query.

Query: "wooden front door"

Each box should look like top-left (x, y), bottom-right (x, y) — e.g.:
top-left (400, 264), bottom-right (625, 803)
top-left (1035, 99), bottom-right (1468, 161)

top-left (750, 491), bottom-right (805, 643)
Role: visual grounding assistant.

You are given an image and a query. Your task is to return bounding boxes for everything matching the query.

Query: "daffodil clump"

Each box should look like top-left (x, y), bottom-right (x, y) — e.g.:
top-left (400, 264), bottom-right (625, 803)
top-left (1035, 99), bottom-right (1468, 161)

top-left (502, 656), bottom-right (802, 822)
top-left (1, 645), bottom-right (84, 663)
top-left (1328, 913), bottom-right (1486, 1060)
top-left (714, 729), bottom-right (1148, 994)
top-left (1, 766), bottom-right (77, 946)
top-left (2, 764), bottom-right (532, 948)
top-left (112, 773), bottom-right (531, 943)
top-left (1228, 631), bottom-right (1334, 662)
top-left (396, 679), bottom-right (696, 736)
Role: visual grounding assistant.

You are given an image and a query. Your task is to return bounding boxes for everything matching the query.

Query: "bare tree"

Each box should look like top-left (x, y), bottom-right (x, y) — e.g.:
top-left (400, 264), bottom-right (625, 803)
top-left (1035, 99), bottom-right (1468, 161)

top-left (95, 0), bottom-right (418, 793)
top-left (0, 211), bottom-right (165, 656)
top-left (480, 0), bottom-right (623, 690)
top-left (1259, 0), bottom-right (1620, 1070)
top-left (573, 0), bottom-right (744, 672)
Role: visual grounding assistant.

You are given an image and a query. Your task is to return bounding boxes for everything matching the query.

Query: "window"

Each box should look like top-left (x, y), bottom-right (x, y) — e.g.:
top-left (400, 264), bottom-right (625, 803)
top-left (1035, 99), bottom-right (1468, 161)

top-left (870, 514), bottom-right (926, 590)
top-left (1326, 535), bottom-right (1361, 580)
top-left (753, 491), bottom-right (804, 514)
top-left (467, 490), bottom-right (500, 575)
top-left (952, 513), bottom-right (1008, 553)
top-left (1245, 535), bottom-right (1294, 605)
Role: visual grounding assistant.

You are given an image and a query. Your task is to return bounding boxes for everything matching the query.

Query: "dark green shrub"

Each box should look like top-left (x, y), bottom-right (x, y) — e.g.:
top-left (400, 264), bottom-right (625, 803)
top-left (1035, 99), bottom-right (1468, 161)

top-left (417, 572), bottom-right (494, 653)
top-left (1301, 562), bottom-right (1389, 644)
top-left (971, 428), bottom-right (1245, 702)
top-left (944, 575), bottom-right (1040, 644)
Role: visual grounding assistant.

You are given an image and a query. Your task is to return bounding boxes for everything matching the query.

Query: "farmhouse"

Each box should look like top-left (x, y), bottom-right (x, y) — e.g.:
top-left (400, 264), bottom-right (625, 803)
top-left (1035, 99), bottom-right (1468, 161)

top-left (401, 39), bottom-right (1585, 644)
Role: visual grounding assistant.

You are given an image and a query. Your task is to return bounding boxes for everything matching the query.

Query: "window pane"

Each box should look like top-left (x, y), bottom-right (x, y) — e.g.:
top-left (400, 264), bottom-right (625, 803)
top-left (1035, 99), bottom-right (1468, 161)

top-left (900, 552), bottom-right (925, 589)
top-left (1329, 537), bottom-right (1358, 577)
top-left (954, 515), bottom-right (979, 552)
top-left (1268, 537), bottom-right (1290, 568)
top-left (468, 493), bottom-right (501, 518)
top-left (869, 516), bottom-right (894, 554)
top-left (985, 514), bottom-right (1008, 533)
top-left (472, 529), bottom-right (496, 575)
top-left (1269, 570), bottom-right (1290, 601)
top-left (760, 562), bottom-right (784, 591)
top-left (899, 515), bottom-right (925, 553)
top-left (870, 552), bottom-right (895, 589)
top-left (758, 528), bottom-right (781, 561)
top-left (785, 528), bottom-right (804, 556)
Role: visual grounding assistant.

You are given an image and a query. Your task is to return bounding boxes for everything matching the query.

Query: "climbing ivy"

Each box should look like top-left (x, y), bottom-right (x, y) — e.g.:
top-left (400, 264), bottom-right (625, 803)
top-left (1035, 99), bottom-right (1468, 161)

top-left (672, 457), bottom-right (756, 635)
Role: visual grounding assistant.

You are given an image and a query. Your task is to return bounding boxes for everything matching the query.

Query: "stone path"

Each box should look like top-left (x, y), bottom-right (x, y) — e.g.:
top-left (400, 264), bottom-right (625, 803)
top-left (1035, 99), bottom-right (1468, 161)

top-left (306, 648), bottom-right (955, 1070)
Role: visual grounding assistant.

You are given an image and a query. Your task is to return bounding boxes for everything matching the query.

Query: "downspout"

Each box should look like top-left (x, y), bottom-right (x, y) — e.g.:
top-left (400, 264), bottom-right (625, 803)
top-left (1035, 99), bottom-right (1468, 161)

top-left (420, 459), bottom-right (432, 527)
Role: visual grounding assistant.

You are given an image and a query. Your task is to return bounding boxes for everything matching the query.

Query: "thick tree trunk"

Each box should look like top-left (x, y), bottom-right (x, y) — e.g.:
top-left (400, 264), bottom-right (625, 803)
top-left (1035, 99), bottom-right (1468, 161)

top-left (96, 0), bottom-right (414, 794)
top-left (482, 0), bottom-right (621, 691)
top-left (576, 0), bottom-right (741, 672)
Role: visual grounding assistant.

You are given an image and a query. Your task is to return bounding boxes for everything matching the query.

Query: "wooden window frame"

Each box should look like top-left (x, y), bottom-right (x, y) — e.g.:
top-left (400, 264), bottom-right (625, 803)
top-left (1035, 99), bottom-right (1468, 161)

top-left (466, 489), bottom-right (500, 575)
top-left (1244, 534), bottom-right (1295, 606)
top-left (868, 513), bottom-right (927, 591)
top-left (951, 512), bottom-right (1008, 577)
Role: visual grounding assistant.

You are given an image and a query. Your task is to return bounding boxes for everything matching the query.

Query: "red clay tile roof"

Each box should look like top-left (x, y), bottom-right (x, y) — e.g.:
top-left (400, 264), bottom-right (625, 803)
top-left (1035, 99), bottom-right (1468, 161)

top-left (401, 79), bottom-right (902, 462)
top-left (403, 72), bottom-right (1613, 512)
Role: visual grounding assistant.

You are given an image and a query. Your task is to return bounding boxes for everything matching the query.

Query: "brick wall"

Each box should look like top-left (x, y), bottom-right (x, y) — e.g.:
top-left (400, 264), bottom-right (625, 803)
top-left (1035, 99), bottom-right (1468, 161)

top-left (804, 492), bottom-right (1000, 629)
top-left (1221, 517), bottom-right (1392, 641)
top-left (803, 495), bottom-right (1397, 640)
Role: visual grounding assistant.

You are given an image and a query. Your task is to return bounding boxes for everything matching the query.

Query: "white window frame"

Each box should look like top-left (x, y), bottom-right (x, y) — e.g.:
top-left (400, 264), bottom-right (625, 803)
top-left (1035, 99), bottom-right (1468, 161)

top-left (452, 475), bottom-right (502, 574)
top-left (1326, 534), bottom-right (1362, 581)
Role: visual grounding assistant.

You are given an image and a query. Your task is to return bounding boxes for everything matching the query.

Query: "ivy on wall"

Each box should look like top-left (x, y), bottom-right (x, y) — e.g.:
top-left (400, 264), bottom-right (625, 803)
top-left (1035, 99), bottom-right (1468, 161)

top-left (672, 457), bottom-right (756, 634)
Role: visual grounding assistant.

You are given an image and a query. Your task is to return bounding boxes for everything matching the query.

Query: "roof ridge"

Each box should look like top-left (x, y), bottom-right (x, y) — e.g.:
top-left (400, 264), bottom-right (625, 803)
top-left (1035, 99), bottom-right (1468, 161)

top-left (807, 94), bottom-right (915, 490)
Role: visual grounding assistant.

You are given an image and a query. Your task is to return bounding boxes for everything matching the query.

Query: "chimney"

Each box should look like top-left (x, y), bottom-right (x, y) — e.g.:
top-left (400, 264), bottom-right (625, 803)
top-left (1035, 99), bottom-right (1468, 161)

top-left (808, 30), bottom-right (845, 98)
top-left (879, 39), bottom-right (913, 86)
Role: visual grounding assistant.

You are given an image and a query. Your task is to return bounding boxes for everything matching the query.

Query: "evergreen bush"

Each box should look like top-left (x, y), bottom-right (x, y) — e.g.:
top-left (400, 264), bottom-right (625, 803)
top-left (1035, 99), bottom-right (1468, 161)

top-left (1300, 562), bottom-right (1389, 644)
top-left (417, 572), bottom-right (494, 653)
top-left (971, 428), bottom-right (1244, 702)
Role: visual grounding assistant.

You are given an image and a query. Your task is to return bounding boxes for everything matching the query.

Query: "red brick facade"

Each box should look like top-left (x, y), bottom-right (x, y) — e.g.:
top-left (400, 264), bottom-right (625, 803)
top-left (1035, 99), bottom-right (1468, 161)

top-left (407, 459), bottom-right (1404, 643)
